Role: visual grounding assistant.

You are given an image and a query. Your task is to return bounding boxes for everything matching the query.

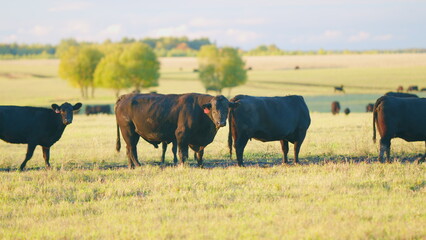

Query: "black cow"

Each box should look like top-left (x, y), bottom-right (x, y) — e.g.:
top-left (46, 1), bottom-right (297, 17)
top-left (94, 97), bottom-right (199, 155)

top-left (115, 93), bottom-right (236, 168)
top-left (373, 96), bottom-right (426, 163)
top-left (0, 102), bottom-right (82, 170)
top-left (331, 101), bottom-right (341, 115)
top-left (344, 108), bottom-right (350, 115)
top-left (334, 85), bottom-right (345, 93)
top-left (85, 104), bottom-right (112, 115)
top-left (228, 95), bottom-right (311, 166)
top-left (407, 85), bottom-right (419, 92)
top-left (385, 92), bottom-right (418, 98)
top-left (366, 103), bottom-right (374, 112)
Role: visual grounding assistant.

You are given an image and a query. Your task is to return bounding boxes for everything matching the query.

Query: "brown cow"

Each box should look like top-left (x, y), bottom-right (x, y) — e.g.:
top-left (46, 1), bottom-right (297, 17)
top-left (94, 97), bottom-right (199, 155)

top-left (366, 103), bottom-right (374, 112)
top-left (373, 96), bottom-right (426, 163)
top-left (228, 95), bottom-right (311, 166)
top-left (331, 101), bottom-right (341, 115)
top-left (115, 93), bottom-right (236, 168)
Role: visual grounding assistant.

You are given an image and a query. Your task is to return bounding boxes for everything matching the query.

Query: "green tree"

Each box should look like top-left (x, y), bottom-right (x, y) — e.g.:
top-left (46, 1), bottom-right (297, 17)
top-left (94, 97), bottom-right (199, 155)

top-left (94, 51), bottom-right (130, 97)
top-left (120, 42), bottom-right (160, 91)
top-left (198, 45), bottom-right (247, 95)
top-left (58, 46), bottom-right (103, 98)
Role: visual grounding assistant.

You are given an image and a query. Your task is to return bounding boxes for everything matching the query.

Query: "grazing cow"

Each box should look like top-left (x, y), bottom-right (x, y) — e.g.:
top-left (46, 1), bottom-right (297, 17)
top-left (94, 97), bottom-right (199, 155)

top-left (366, 103), bottom-right (374, 112)
top-left (115, 93), bottom-right (236, 168)
top-left (396, 86), bottom-right (404, 92)
top-left (373, 96), bottom-right (426, 163)
top-left (228, 95), bottom-right (311, 166)
top-left (407, 85), bottom-right (419, 92)
top-left (331, 101), bottom-right (341, 115)
top-left (334, 85), bottom-right (345, 93)
top-left (0, 102), bottom-right (82, 170)
top-left (85, 104), bottom-right (112, 115)
top-left (385, 92), bottom-right (418, 98)
top-left (344, 108), bottom-right (350, 115)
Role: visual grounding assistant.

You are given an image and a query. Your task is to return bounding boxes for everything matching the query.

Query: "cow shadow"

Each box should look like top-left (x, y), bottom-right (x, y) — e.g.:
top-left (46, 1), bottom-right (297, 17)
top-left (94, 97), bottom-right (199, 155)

top-left (0, 155), bottom-right (422, 172)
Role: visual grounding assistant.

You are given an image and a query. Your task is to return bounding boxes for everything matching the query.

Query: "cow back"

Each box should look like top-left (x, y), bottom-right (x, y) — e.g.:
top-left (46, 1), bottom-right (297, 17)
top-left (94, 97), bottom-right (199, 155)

top-left (0, 106), bottom-right (64, 146)
top-left (231, 95), bottom-right (310, 142)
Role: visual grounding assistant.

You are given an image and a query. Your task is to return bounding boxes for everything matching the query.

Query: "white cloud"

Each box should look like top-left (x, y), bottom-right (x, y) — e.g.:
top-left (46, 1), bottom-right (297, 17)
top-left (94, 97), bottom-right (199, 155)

top-left (348, 31), bottom-right (370, 42)
top-left (64, 21), bottom-right (91, 34)
top-left (48, 2), bottom-right (92, 12)
top-left (1, 34), bottom-right (18, 43)
top-left (290, 30), bottom-right (342, 44)
top-left (189, 18), bottom-right (224, 27)
top-left (373, 34), bottom-right (393, 41)
top-left (225, 29), bottom-right (260, 43)
top-left (235, 18), bottom-right (266, 25)
top-left (148, 25), bottom-right (190, 37)
top-left (30, 25), bottom-right (52, 36)
top-left (101, 24), bottom-right (123, 36)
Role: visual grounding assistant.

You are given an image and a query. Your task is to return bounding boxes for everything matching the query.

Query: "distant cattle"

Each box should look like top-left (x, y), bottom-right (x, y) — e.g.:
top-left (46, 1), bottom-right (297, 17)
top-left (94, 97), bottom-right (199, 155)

top-left (0, 102), bottom-right (82, 170)
top-left (294, 66), bottom-right (300, 70)
top-left (331, 101), bottom-right (341, 115)
top-left (344, 108), bottom-right (350, 115)
top-left (85, 105), bottom-right (112, 115)
top-left (373, 96), bottom-right (426, 163)
top-left (396, 86), bottom-right (404, 92)
top-left (385, 92), bottom-right (418, 98)
top-left (334, 85), bottom-right (345, 93)
top-left (246, 66), bottom-right (253, 71)
top-left (421, 88), bottom-right (426, 92)
top-left (366, 103), bottom-right (374, 112)
top-left (228, 95), bottom-right (311, 166)
top-left (115, 93), bottom-right (235, 168)
top-left (193, 69), bottom-right (199, 73)
top-left (407, 85), bottom-right (419, 92)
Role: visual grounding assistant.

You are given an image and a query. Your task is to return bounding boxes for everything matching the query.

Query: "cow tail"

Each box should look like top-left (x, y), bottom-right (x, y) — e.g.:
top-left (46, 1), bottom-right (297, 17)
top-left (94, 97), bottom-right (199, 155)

top-left (228, 109), bottom-right (233, 159)
top-left (116, 123), bottom-right (121, 152)
top-left (372, 96), bottom-right (384, 143)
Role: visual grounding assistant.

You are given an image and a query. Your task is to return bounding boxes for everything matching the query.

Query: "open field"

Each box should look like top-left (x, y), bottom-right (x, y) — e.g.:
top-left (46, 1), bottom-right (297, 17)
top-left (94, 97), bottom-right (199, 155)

top-left (0, 55), bottom-right (426, 239)
top-left (1, 54), bottom-right (426, 109)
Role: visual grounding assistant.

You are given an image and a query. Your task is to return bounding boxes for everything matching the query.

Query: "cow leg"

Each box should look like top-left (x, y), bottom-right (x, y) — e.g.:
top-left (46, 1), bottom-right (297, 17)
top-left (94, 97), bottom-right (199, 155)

top-left (172, 140), bottom-right (178, 165)
top-left (379, 138), bottom-right (391, 163)
top-left (123, 133), bottom-right (140, 169)
top-left (42, 147), bottom-right (51, 170)
top-left (293, 131), bottom-right (307, 164)
top-left (419, 142), bottom-right (426, 164)
top-left (177, 144), bottom-right (189, 165)
top-left (195, 149), bottom-right (204, 167)
top-left (235, 137), bottom-right (249, 167)
top-left (161, 142), bottom-right (167, 165)
top-left (20, 144), bottom-right (37, 171)
top-left (280, 140), bottom-right (289, 164)
top-left (176, 130), bottom-right (189, 165)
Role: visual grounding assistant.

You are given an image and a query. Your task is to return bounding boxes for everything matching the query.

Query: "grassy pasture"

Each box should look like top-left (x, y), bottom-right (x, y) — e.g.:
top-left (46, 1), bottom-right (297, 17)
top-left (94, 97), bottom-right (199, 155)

top-left (0, 55), bottom-right (426, 239)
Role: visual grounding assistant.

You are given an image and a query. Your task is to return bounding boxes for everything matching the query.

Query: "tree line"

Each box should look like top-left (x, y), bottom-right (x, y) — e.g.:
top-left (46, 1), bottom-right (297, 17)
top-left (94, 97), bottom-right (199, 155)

top-left (58, 41), bottom-right (247, 98)
top-left (2, 38), bottom-right (426, 59)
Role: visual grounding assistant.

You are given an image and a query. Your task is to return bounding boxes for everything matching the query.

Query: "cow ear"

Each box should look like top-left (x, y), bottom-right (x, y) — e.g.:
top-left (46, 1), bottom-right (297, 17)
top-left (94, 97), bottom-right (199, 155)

top-left (73, 102), bottom-right (82, 110)
top-left (229, 102), bottom-right (240, 109)
top-left (202, 103), bottom-right (212, 114)
top-left (51, 104), bottom-right (60, 113)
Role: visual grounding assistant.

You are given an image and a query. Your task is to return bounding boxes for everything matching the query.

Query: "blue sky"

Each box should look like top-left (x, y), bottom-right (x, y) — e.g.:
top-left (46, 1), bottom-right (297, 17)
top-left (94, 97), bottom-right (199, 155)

top-left (1, 0), bottom-right (425, 50)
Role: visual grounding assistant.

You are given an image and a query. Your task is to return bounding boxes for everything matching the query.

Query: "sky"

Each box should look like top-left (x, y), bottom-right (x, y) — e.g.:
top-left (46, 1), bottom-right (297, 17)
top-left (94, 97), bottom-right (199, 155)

top-left (1, 0), bottom-right (425, 50)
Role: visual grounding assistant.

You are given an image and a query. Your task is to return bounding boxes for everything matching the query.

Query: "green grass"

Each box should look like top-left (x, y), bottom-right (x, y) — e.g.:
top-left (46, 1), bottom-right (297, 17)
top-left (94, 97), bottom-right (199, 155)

top-left (0, 56), bottom-right (426, 239)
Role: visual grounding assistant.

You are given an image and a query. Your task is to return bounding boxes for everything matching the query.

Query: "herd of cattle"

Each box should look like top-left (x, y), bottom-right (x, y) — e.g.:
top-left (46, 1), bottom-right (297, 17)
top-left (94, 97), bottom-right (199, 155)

top-left (0, 91), bottom-right (425, 170)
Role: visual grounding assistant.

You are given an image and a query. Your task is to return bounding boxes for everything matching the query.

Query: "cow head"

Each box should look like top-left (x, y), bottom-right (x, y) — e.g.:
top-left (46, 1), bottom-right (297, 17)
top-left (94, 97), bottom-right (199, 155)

top-left (202, 95), bottom-right (239, 129)
top-left (52, 102), bottom-right (82, 125)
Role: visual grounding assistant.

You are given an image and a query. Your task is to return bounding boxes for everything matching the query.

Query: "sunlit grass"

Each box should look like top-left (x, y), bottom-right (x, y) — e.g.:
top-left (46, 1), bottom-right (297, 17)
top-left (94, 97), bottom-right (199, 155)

top-left (0, 56), bottom-right (426, 239)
